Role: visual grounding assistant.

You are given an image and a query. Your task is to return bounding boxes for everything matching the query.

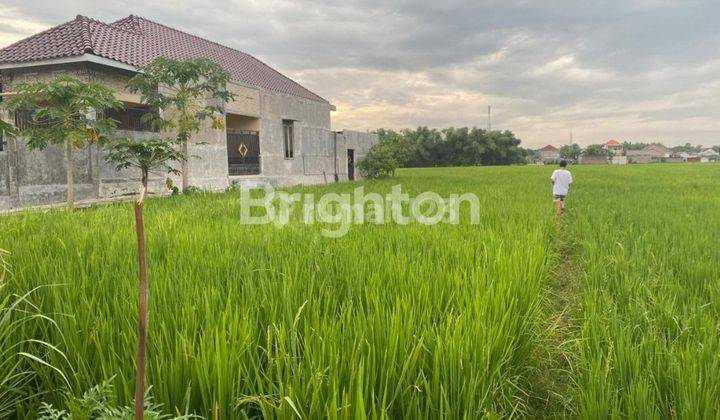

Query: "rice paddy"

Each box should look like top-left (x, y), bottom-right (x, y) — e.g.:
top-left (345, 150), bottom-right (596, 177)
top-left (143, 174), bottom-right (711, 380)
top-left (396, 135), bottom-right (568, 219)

top-left (1, 164), bottom-right (719, 418)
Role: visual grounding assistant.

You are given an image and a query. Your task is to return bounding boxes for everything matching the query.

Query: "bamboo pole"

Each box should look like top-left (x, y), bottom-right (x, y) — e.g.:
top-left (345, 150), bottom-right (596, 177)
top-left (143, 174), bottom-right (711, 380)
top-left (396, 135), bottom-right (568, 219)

top-left (134, 186), bottom-right (147, 420)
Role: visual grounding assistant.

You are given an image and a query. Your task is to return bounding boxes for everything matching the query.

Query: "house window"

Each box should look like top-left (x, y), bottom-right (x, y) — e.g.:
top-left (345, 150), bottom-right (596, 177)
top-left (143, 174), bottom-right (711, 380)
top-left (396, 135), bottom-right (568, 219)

top-left (14, 109), bottom-right (53, 130)
top-left (106, 106), bottom-right (158, 132)
top-left (283, 119), bottom-right (294, 158)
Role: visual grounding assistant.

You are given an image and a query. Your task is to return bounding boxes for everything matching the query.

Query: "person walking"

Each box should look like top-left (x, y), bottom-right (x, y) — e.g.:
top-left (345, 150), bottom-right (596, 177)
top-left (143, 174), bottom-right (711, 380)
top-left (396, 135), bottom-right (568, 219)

top-left (551, 160), bottom-right (573, 215)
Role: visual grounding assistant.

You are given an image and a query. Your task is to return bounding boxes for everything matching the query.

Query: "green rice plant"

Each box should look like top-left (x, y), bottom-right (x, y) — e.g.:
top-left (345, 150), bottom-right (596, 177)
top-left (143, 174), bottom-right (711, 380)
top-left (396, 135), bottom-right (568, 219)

top-left (564, 164), bottom-right (720, 418)
top-left (0, 281), bottom-right (70, 418)
top-left (0, 166), bottom-right (556, 418)
top-left (8, 164), bottom-right (718, 418)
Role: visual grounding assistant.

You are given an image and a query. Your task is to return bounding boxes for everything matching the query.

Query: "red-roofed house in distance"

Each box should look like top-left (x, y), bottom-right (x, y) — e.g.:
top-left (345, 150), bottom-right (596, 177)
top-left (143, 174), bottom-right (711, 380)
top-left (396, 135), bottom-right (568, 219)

top-left (0, 15), bottom-right (378, 209)
top-left (536, 145), bottom-right (561, 164)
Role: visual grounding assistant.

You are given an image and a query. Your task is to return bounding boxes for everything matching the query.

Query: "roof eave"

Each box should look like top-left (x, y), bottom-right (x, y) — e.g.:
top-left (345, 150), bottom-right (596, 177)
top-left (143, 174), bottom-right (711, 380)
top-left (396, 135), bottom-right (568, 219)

top-left (0, 53), bottom-right (138, 72)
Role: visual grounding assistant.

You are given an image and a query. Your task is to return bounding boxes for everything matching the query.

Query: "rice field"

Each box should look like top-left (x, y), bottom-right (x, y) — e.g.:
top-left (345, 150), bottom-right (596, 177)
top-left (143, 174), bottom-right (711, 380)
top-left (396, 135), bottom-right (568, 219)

top-left (1, 164), bottom-right (719, 418)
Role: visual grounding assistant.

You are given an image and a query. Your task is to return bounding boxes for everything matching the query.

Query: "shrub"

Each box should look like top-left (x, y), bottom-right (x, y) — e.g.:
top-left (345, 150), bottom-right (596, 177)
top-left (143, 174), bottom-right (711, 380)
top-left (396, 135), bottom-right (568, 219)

top-left (37, 380), bottom-right (197, 419)
top-left (356, 143), bottom-right (399, 179)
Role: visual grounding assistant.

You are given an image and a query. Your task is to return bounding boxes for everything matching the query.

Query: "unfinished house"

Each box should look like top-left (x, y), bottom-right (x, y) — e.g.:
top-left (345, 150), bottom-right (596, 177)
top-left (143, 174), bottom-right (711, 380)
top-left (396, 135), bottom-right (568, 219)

top-left (0, 15), bottom-right (377, 209)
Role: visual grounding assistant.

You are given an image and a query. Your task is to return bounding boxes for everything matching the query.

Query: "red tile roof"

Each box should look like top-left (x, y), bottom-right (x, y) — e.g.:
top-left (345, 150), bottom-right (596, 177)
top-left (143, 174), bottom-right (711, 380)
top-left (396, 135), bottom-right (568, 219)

top-left (604, 139), bottom-right (621, 146)
top-left (538, 144), bottom-right (559, 152)
top-left (0, 15), bottom-right (329, 104)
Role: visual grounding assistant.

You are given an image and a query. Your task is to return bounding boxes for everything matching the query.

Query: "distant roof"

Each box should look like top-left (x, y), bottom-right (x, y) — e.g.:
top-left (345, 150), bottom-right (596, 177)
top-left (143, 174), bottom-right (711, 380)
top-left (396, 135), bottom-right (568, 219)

top-left (538, 144), bottom-right (559, 152)
top-left (0, 15), bottom-right (329, 104)
top-left (642, 144), bottom-right (669, 153)
top-left (604, 139), bottom-right (621, 146)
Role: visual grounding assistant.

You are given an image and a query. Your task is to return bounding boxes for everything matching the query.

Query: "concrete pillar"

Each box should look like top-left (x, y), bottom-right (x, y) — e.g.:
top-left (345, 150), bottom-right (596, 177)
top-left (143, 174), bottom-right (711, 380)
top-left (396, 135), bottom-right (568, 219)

top-left (86, 109), bottom-right (101, 199)
top-left (0, 109), bottom-right (19, 208)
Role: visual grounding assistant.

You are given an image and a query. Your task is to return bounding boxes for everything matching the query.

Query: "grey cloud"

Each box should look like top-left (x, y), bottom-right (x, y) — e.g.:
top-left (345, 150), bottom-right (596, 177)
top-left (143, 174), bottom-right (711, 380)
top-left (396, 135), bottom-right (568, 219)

top-left (1, 0), bottom-right (719, 146)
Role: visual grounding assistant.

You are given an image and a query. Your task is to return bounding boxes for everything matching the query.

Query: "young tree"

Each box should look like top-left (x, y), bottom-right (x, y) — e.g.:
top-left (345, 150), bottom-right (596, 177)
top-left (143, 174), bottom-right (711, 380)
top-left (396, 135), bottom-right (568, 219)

top-left (4, 76), bottom-right (121, 209)
top-left (583, 144), bottom-right (609, 157)
top-left (105, 138), bottom-right (186, 420)
top-left (106, 138), bottom-right (186, 190)
top-left (127, 58), bottom-right (234, 191)
top-left (560, 144), bottom-right (582, 161)
top-left (357, 142), bottom-right (399, 179)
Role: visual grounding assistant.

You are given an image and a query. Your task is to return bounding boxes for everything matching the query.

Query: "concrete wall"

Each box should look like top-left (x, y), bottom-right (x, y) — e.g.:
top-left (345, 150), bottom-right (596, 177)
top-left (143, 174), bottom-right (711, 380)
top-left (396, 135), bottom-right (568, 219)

top-left (0, 62), bottom-right (378, 210)
top-left (0, 149), bottom-right (9, 207)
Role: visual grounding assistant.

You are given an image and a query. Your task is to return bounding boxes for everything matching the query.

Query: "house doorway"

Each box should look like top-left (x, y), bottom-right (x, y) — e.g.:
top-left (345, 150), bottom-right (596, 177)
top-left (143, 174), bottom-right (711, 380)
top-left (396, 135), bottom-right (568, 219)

top-left (226, 113), bottom-right (261, 176)
top-left (227, 129), bottom-right (260, 175)
top-left (347, 149), bottom-right (355, 181)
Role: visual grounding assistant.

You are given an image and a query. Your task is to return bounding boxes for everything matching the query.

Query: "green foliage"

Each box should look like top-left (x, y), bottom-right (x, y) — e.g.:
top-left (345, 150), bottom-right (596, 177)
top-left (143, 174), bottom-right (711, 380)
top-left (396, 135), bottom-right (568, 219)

top-left (0, 118), bottom-right (17, 140)
top-left (376, 126), bottom-right (529, 168)
top-left (564, 165), bottom-right (720, 417)
top-left (560, 144), bottom-right (582, 161)
top-left (4, 166), bottom-right (720, 417)
top-left (127, 58), bottom-right (234, 143)
top-left (670, 142), bottom-right (703, 154)
top-left (582, 144), bottom-right (609, 157)
top-left (356, 141), bottom-right (399, 179)
top-left (105, 138), bottom-right (187, 188)
top-left (3, 75), bottom-right (121, 150)
top-left (0, 283), bottom-right (69, 418)
top-left (37, 380), bottom-right (198, 419)
top-left (0, 167), bottom-right (555, 418)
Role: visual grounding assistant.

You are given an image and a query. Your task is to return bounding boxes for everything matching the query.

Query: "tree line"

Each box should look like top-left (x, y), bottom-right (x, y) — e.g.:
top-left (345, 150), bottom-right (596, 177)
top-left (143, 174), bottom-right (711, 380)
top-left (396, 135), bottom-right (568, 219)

top-left (358, 127), bottom-right (534, 178)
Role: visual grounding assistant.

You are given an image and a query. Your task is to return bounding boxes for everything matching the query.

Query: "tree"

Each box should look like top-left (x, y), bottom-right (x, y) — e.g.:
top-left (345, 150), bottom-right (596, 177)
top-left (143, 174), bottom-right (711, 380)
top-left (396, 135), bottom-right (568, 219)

top-left (127, 58), bottom-right (234, 191)
top-left (382, 126), bottom-right (528, 168)
top-left (3, 76), bottom-right (121, 209)
top-left (560, 144), bottom-right (582, 161)
top-left (376, 128), bottom-right (413, 166)
top-left (357, 142), bottom-right (399, 179)
top-left (105, 138), bottom-right (186, 420)
top-left (583, 144), bottom-right (609, 157)
top-left (105, 138), bottom-right (186, 189)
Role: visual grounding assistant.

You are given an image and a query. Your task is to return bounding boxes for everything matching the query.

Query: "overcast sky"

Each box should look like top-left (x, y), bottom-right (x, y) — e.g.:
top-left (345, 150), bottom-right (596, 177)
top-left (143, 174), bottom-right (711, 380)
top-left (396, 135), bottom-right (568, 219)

top-left (2, 1), bottom-right (719, 147)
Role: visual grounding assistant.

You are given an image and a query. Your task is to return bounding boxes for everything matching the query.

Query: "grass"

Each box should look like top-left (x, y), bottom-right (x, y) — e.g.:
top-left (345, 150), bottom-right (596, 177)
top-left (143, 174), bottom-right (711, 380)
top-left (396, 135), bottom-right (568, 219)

top-left (1, 164), bottom-right (719, 418)
top-left (1, 167), bottom-right (555, 418)
top-left (565, 165), bottom-right (720, 418)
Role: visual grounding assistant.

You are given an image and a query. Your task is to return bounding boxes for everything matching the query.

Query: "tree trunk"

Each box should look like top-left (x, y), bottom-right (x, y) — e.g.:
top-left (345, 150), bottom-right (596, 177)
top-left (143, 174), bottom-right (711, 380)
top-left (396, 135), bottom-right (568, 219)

top-left (134, 186), bottom-right (148, 420)
top-left (181, 138), bottom-right (189, 192)
top-left (66, 140), bottom-right (74, 209)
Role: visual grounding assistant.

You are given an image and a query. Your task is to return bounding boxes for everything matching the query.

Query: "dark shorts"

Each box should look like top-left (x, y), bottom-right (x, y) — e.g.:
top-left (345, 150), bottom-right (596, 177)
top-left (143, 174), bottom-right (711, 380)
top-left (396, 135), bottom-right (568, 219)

top-left (553, 194), bottom-right (566, 202)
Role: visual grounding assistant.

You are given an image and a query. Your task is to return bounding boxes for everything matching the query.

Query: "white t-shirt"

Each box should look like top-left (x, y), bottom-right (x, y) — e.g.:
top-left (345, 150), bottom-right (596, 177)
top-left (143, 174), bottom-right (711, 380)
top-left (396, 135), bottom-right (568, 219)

top-left (551, 169), bottom-right (573, 196)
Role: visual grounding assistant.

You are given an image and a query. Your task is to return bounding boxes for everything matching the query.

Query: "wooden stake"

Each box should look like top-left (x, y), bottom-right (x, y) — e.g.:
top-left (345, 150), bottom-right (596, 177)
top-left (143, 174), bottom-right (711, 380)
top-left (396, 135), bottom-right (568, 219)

top-left (134, 186), bottom-right (147, 420)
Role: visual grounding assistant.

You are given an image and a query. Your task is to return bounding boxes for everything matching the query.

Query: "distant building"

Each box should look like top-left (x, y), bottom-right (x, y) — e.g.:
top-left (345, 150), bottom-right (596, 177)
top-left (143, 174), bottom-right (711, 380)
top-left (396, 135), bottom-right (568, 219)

top-left (610, 155), bottom-right (628, 165)
top-left (603, 139), bottom-right (623, 155)
top-left (580, 155), bottom-right (608, 165)
top-left (626, 144), bottom-right (670, 163)
top-left (672, 151), bottom-right (691, 162)
top-left (537, 145), bottom-right (561, 163)
top-left (700, 148), bottom-right (719, 162)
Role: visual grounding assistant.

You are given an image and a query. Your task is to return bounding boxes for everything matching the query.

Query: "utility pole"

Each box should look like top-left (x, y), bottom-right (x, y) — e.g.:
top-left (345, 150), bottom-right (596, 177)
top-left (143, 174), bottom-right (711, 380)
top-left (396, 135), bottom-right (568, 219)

top-left (487, 105), bottom-right (492, 131)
